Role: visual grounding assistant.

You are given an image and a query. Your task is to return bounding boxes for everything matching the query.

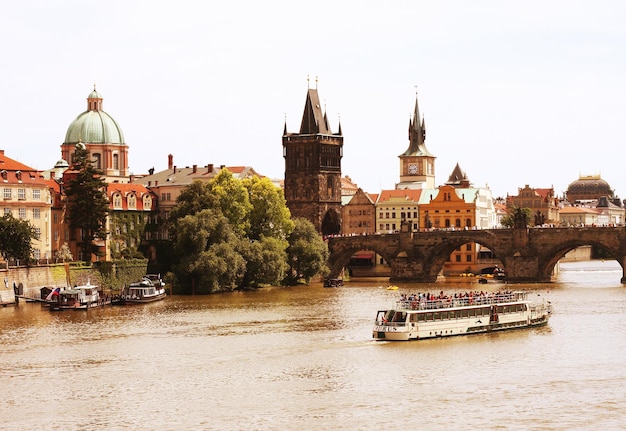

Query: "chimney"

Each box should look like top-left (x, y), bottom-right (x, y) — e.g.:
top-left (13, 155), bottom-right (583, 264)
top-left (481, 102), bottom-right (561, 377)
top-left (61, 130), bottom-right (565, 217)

top-left (207, 164), bottom-right (213, 173)
top-left (193, 164), bottom-right (197, 173)
top-left (168, 154), bottom-right (173, 170)
top-left (174, 166), bottom-right (177, 174)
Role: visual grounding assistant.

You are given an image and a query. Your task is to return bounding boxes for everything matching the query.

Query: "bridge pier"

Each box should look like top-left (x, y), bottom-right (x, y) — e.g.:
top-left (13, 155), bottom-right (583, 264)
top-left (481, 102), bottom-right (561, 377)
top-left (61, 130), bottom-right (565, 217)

top-left (389, 257), bottom-right (436, 283)
top-left (501, 256), bottom-right (551, 283)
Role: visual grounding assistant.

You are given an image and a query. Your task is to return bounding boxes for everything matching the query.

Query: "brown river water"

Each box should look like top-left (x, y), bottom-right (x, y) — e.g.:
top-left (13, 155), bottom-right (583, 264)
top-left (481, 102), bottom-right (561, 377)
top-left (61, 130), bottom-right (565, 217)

top-left (1, 260), bottom-right (625, 430)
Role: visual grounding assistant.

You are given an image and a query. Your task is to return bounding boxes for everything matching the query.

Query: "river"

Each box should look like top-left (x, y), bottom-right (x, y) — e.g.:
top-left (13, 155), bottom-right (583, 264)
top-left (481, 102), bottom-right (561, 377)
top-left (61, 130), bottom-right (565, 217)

top-left (1, 260), bottom-right (625, 430)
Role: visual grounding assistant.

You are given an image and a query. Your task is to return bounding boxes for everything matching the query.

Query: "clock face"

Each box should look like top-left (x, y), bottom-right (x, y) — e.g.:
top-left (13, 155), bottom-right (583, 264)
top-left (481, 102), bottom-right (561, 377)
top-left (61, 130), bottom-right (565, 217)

top-left (408, 163), bottom-right (418, 175)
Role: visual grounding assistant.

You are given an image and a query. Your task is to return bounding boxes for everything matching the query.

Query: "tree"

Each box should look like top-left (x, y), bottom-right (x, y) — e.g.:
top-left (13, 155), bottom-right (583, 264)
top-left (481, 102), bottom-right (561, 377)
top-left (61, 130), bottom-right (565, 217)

top-left (285, 218), bottom-right (329, 285)
top-left (242, 176), bottom-right (294, 240)
top-left (238, 236), bottom-right (289, 288)
top-left (501, 206), bottom-right (532, 229)
top-left (208, 169), bottom-right (252, 236)
top-left (172, 209), bottom-right (246, 293)
top-left (64, 144), bottom-right (109, 262)
top-left (168, 180), bottom-right (215, 232)
top-left (0, 215), bottom-right (37, 261)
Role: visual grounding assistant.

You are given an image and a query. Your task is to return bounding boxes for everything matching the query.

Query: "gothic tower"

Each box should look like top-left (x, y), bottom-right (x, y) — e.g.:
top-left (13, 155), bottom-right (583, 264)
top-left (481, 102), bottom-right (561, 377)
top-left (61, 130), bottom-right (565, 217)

top-left (397, 92), bottom-right (436, 190)
top-left (283, 85), bottom-right (343, 235)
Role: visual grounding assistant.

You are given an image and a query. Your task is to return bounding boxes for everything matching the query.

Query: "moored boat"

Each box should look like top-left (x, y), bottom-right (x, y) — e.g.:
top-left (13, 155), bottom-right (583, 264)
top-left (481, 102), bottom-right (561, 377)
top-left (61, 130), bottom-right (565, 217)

top-left (48, 283), bottom-right (103, 310)
top-left (373, 290), bottom-right (552, 341)
top-left (116, 277), bottom-right (166, 304)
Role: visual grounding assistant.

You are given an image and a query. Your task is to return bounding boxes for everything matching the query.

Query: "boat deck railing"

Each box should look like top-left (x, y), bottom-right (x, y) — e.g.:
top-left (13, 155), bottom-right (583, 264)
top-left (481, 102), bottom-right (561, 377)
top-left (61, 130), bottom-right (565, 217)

top-left (394, 291), bottom-right (528, 311)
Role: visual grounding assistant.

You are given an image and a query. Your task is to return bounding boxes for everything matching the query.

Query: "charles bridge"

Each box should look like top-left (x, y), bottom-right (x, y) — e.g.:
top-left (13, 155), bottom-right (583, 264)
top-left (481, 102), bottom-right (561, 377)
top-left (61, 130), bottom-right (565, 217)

top-left (326, 225), bottom-right (626, 283)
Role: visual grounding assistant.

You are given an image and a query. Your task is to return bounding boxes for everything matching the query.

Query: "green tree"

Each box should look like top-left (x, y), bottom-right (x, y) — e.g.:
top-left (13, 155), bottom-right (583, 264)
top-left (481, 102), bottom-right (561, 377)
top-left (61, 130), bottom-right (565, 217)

top-left (172, 209), bottom-right (246, 293)
top-left (64, 144), bottom-right (109, 262)
top-left (0, 215), bottom-right (37, 261)
top-left (168, 180), bottom-right (215, 231)
top-left (238, 236), bottom-right (289, 288)
top-left (208, 169), bottom-right (252, 236)
top-left (501, 206), bottom-right (532, 229)
top-left (285, 218), bottom-right (329, 285)
top-left (242, 176), bottom-right (294, 240)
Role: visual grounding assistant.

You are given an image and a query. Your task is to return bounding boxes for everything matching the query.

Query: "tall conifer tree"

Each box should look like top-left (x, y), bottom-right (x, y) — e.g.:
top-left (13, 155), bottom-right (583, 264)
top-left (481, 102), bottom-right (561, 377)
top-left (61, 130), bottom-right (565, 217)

top-left (64, 143), bottom-right (109, 262)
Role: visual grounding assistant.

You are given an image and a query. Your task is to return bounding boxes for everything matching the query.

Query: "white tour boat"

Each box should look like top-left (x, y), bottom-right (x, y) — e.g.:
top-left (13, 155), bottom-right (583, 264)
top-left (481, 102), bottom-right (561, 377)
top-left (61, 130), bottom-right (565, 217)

top-left (118, 277), bottom-right (166, 304)
top-left (373, 290), bottom-right (552, 341)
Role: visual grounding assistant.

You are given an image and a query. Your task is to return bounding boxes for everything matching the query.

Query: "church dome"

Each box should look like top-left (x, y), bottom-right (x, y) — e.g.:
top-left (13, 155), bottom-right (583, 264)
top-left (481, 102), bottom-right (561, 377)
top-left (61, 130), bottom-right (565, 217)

top-left (566, 175), bottom-right (613, 202)
top-left (63, 89), bottom-right (125, 145)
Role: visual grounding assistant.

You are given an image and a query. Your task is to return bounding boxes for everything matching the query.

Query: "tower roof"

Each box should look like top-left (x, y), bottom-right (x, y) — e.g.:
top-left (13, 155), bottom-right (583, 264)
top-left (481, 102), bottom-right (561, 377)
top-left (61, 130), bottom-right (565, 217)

top-left (445, 163), bottom-right (471, 187)
top-left (64, 88), bottom-right (125, 145)
top-left (400, 92), bottom-right (434, 157)
top-left (299, 88), bottom-right (331, 135)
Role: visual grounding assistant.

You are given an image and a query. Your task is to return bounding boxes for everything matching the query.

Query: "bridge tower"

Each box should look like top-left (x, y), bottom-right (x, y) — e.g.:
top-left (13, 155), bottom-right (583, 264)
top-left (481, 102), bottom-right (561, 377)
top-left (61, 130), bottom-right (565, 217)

top-left (397, 91), bottom-right (436, 190)
top-left (282, 83), bottom-right (343, 235)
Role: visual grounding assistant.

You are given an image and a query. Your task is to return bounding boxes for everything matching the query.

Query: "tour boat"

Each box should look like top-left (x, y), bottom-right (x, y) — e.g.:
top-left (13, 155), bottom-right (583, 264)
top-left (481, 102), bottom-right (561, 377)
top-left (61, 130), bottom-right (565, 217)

top-left (48, 282), bottom-right (102, 310)
top-left (373, 291), bottom-right (552, 341)
top-left (117, 277), bottom-right (166, 304)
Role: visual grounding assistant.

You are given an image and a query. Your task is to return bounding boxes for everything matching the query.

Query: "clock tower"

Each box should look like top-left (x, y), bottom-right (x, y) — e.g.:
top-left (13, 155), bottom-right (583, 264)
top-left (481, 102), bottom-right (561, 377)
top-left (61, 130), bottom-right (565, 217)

top-left (397, 92), bottom-right (436, 190)
top-left (283, 85), bottom-right (343, 235)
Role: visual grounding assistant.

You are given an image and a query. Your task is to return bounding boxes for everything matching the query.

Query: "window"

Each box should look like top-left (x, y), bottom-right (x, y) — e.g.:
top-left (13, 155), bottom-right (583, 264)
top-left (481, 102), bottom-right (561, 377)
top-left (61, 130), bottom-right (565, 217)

top-left (113, 153), bottom-right (119, 170)
top-left (18, 208), bottom-right (26, 219)
top-left (93, 153), bottom-right (102, 169)
top-left (17, 189), bottom-right (26, 200)
top-left (33, 189), bottom-right (41, 200)
top-left (113, 194), bottom-right (122, 209)
top-left (128, 194), bottom-right (136, 209)
top-left (34, 228), bottom-right (41, 239)
top-left (4, 208), bottom-right (10, 216)
top-left (33, 249), bottom-right (41, 259)
top-left (33, 208), bottom-right (40, 219)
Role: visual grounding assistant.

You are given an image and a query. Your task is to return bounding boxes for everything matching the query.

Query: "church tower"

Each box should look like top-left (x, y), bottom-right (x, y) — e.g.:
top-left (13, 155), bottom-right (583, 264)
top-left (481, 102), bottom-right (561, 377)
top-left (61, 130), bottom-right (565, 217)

top-left (396, 92), bottom-right (436, 190)
top-left (61, 86), bottom-right (130, 182)
top-left (283, 84), bottom-right (343, 235)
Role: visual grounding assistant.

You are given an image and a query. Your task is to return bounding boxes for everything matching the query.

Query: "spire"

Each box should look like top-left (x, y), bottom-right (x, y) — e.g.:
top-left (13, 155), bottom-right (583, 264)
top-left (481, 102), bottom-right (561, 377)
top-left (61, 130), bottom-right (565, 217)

top-left (299, 88), bottom-right (330, 134)
top-left (400, 91), bottom-right (432, 157)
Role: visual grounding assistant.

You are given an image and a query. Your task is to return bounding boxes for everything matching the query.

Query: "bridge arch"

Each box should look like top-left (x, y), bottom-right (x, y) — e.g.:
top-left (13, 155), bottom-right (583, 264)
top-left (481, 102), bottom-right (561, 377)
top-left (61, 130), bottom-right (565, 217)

top-left (423, 234), bottom-right (506, 280)
top-left (538, 239), bottom-right (624, 280)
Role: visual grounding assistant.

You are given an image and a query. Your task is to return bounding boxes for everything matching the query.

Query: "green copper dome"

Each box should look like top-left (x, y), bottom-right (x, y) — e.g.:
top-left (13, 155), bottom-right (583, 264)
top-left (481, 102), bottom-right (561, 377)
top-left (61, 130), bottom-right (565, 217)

top-left (64, 89), bottom-right (125, 145)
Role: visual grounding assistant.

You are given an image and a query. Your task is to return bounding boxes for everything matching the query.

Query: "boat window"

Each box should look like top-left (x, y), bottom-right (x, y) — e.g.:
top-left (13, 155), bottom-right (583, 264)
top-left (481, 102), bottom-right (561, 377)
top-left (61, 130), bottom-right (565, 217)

top-left (440, 311), bottom-right (448, 320)
top-left (469, 309), bottom-right (475, 317)
top-left (410, 314), bottom-right (419, 322)
top-left (417, 313), bottom-right (426, 321)
top-left (433, 312), bottom-right (441, 320)
top-left (481, 307), bottom-right (490, 316)
top-left (461, 309), bottom-right (468, 318)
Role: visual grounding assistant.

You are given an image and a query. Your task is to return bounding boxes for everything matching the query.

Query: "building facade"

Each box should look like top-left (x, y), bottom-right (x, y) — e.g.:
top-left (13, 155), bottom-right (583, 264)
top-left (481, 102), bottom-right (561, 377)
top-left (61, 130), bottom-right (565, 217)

top-left (507, 184), bottom-right (559, 225)
top-left (0, 151), bottom-right (56, 262)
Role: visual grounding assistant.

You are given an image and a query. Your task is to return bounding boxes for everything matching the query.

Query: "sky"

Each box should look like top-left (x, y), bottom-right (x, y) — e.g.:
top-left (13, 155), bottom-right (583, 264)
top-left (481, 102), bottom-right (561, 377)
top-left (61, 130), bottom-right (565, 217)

top-left (1, 0), bottom-right (626, 199)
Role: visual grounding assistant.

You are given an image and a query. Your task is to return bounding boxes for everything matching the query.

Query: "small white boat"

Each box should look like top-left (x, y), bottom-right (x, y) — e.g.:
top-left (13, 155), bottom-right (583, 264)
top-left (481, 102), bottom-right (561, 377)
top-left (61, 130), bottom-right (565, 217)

top-left (118, 277), bottom-right (166, 304)
top-left (48, 283), bottom-right (102, 310)
top-left (373, 291), bottom-right (552, 341)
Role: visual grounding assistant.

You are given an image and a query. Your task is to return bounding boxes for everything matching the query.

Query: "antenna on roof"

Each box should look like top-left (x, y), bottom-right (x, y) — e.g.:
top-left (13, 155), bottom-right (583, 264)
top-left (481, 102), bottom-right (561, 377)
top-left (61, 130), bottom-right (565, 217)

top-left (315, 75), bottom-right (318, 90)
top-left (307, 75), bottom-right (310, 89)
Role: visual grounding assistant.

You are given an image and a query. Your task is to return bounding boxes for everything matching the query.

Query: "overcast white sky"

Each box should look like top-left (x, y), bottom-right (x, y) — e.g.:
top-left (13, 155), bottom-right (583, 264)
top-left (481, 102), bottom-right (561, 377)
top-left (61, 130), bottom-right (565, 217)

top-left (1, 0), bottom-right (625, 199)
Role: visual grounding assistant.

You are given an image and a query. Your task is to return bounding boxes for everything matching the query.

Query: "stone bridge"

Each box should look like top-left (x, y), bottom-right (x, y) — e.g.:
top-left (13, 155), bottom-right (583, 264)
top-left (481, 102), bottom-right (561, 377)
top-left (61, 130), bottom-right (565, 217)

top-left (327, 226), bottom-right (626, 283)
